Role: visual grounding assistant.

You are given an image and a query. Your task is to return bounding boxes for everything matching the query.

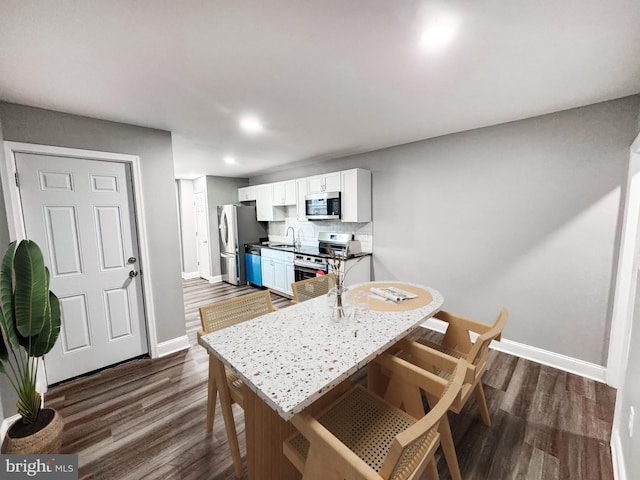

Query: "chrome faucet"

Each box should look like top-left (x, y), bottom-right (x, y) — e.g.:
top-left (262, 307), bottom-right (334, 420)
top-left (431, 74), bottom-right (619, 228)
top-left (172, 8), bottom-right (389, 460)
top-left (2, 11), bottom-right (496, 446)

top-left (286, 226), bottom-right (296, 247)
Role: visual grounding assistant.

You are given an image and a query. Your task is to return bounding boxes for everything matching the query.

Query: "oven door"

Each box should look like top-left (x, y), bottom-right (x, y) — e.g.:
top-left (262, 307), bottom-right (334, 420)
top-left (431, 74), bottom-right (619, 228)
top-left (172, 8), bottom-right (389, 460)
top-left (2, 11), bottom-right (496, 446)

top-left (294, 264), bottom-right (326, 282)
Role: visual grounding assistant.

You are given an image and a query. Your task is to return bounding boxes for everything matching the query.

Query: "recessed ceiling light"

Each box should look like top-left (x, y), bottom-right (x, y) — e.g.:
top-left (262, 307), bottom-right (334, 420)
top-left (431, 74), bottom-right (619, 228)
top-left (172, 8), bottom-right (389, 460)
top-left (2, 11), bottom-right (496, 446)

top-left (420, 22), bottom-right (456, 49)
top-left (239, 116), bottom-right (264, 134)
top-left (224, 156), bottom-right (236, 164)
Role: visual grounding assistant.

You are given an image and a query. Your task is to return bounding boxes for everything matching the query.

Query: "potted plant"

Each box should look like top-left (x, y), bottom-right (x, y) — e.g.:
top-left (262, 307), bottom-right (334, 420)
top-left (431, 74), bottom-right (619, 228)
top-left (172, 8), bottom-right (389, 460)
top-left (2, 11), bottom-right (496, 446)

top-left (0, 240), bottom-right (63, 454)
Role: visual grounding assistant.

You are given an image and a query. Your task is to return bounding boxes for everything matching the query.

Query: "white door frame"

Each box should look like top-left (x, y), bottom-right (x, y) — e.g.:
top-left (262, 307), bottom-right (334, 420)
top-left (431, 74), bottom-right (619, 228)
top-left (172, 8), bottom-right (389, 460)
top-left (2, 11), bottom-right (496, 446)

top-left (608, 132), bottom-right (640, 388)
top-left (1, 141), bottom-right (159, 366)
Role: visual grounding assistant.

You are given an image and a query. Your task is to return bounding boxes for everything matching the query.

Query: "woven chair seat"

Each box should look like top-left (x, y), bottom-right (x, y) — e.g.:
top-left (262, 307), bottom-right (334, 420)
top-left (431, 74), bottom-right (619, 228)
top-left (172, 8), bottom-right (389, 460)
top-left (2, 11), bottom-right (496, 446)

top-left (285, 385), bottom-right (437, 475)
top-left (415, 337), bottom-right (466, 360)
top-left (285, 358), bottom-right (466, 480)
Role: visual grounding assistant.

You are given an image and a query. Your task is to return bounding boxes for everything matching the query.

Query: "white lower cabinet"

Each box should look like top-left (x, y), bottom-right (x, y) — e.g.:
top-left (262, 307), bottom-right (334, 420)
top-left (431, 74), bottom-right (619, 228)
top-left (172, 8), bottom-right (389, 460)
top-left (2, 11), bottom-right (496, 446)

top-left (261, 248), bottom-right (294, 296)
top-left (285, 259), bottom-right (295, 295)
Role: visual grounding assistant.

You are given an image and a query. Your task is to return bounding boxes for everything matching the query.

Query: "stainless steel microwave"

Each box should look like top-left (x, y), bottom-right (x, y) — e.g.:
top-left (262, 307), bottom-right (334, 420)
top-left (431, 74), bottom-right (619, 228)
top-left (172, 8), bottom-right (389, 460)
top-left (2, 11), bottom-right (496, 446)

top-left (305, 191), bottom-right (341, 220)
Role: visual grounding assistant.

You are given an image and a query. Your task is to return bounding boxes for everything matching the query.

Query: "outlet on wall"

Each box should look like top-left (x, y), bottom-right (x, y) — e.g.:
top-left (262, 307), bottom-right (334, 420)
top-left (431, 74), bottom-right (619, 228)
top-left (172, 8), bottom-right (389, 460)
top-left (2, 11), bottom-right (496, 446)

top-left (629, 406), bottom-right (636, 438)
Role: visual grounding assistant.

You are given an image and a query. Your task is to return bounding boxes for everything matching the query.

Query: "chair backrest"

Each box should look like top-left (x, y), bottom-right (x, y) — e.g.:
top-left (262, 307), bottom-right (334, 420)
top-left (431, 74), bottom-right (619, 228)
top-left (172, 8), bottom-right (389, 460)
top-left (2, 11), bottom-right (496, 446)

top-left (199, 290), bottom-right (276, 334)
top-left (379, 357), bottom-right (466, 480)
top-left (291, 273), bottom-right (336, 303)
top-left (466, 307), bottom-right (508, 370)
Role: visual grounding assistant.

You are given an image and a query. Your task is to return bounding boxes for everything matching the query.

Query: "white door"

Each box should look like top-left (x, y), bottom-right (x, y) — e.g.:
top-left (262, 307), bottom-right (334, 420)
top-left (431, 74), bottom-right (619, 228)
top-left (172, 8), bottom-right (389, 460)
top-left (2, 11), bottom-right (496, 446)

top-left (15, 152), bottom-right (148, 384)
top-left (194, 191), bottom-right (211, 279)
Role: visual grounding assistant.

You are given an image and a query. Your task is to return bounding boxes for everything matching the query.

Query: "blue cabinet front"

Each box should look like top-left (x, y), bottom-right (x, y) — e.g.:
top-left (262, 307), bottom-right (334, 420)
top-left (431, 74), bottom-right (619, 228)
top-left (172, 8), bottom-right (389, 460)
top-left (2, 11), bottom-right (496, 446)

top-left (245, 252), bottom-right (262, 287)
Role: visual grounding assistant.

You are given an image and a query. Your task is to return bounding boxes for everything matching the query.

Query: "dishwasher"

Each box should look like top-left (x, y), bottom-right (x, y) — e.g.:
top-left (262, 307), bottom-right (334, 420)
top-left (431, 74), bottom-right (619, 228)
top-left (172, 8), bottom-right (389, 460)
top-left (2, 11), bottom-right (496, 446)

top-left (244, 244), bottom-right (263, 287)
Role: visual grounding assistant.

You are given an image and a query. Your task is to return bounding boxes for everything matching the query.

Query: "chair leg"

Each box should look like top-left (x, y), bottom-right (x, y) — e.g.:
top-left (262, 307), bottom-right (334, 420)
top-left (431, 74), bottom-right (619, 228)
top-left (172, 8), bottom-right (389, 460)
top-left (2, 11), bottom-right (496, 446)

top-left (207, 355), bottom-right (218, 433)
top-left (211, 357), bottom-right (244, 479)
top-left (473, 381), bottom-right (492, 427)
top-left (425, 456), bottom-right (439, 480)
top-left (438, 413), bottom-right (462, 480)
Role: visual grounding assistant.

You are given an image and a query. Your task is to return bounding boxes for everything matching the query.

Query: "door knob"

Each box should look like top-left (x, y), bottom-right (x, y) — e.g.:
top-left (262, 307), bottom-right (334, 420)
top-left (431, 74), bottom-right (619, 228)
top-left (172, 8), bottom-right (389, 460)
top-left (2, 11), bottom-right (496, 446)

top-left (129, 270), bottom-right (139, 278)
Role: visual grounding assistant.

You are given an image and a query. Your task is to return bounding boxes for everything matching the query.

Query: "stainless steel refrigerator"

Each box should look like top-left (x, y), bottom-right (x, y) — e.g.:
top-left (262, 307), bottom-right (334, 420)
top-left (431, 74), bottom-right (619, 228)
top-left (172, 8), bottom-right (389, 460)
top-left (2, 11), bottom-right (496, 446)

top-left (218, 204), bottom-right (267, 285)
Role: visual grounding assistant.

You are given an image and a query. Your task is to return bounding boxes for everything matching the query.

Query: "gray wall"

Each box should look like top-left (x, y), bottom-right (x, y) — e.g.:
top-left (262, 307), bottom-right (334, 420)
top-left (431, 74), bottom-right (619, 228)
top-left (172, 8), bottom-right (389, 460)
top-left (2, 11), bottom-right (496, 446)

top-left (0, 103), bottom-right (187, 423)
top-left (254, 95), bottom-right (640, 366)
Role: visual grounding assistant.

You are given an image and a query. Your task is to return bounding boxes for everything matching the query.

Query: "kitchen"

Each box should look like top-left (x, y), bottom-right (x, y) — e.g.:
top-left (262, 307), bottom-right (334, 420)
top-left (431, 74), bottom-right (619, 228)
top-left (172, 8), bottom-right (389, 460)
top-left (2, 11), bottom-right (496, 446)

top-left (0, 1), bottom-right (639, 478)
top-left (186, 167), bottom-right (372, 298)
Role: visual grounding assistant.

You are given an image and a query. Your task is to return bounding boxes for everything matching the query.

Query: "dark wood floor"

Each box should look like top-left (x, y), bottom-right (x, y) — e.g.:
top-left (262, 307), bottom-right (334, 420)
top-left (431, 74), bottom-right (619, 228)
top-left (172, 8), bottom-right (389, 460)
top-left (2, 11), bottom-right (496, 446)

top-left (45, 278), bottom-right (616, 479)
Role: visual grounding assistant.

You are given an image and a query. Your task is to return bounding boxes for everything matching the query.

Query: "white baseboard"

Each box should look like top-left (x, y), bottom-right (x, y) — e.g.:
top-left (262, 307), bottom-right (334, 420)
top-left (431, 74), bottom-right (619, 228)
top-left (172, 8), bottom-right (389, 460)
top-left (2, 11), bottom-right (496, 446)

top-left (181, 273), bottom-right (222, 283)
top-left (420, 318), bottom-right (607, 383)
top-left (611, 429), bottom-right (627, 480)
top-left (0, 414), bottom-right (20, 446)
top-left (156, 335), bottom-right (190, 357)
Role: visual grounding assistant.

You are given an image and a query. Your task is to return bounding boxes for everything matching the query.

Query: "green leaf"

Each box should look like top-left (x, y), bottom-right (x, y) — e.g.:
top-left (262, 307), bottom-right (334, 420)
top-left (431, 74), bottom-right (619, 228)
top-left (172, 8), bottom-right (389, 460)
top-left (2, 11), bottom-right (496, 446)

top-left (0, 242), bottom-right (18, 348)
top-left (29, 291), bottom-right (61, 357)
top-left (14, 241), bottom-right (48, 337)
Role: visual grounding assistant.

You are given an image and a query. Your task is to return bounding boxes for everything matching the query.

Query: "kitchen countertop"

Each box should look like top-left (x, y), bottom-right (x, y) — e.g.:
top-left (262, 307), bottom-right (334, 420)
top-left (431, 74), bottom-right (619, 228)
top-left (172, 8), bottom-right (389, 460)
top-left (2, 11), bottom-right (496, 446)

top-left (254, 242), bottom-right (372, 259)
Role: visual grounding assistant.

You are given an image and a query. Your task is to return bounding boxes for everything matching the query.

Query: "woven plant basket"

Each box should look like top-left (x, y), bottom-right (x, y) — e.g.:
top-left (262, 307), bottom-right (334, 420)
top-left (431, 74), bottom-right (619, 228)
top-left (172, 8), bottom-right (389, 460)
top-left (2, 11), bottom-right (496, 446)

top-left (1, 408), bottom-right (64, 454)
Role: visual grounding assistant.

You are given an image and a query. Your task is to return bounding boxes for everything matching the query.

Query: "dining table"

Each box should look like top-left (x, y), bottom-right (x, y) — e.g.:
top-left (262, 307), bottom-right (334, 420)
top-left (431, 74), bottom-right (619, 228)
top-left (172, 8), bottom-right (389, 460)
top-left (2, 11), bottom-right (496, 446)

top-left (198, 280), bottom-right (443, 480)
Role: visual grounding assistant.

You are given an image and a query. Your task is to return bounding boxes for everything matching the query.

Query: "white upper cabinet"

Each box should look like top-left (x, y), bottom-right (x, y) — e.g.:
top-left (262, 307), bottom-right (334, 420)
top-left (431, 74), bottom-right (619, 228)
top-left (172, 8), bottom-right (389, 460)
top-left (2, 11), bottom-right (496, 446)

top-left (238, 185), bottom-right (257, 202)
top-left (256, 184), bottom-right (285, 222)
top-left (240, 168), bottom-right (371, 223)
top-left (307, 171), bottom-right (341, 194)
top-left (272, 180), bottom-right (296, 206)
top-left (340, 168), bottom-right (372, 223)
top-left (296, 178), bottom-right (308, 221)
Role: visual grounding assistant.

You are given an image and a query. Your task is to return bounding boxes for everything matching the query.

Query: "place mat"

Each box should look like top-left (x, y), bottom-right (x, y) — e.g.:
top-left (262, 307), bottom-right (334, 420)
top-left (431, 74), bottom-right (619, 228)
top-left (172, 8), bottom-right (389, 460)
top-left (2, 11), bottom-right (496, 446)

top-left (348, 282), bottom-right (433, 312)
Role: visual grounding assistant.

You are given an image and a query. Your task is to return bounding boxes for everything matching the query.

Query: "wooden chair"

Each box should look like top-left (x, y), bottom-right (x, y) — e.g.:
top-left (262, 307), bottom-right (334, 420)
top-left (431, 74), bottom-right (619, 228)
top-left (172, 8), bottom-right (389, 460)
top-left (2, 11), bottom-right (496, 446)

top-left (371, 308), bottom-right (508, 480)
top-left (291, 273), bottom-right (336, 303)
top-left (198, 290), bottom-right (277, 478)
top-left (283, 354), bottom-right (466, 480)
top-left (416, 308), bottom-right (508, 424)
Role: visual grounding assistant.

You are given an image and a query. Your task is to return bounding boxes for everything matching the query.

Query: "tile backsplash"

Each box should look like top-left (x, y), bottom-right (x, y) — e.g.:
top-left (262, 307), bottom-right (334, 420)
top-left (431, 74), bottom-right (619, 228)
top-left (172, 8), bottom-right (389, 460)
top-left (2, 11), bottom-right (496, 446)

top-left (269, 216), bottom-right (373, 253)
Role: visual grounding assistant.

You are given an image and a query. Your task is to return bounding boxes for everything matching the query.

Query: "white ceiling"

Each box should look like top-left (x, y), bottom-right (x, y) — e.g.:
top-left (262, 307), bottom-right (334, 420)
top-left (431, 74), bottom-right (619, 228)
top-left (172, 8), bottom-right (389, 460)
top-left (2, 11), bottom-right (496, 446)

top-left (1, 1), bottom-right (639, 179)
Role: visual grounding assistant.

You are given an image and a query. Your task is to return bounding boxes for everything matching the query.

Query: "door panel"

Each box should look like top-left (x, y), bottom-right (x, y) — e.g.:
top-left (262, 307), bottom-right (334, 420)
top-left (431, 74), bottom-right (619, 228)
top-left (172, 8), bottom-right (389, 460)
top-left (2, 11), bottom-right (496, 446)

top-left (44, 206), bottom-right (83, 275)
top-left (95, 206), bottom-right (125, 270)
top-left (58, 295), bottom-right (91, 352)
top-left (16, 152), bottom-right (148, 384)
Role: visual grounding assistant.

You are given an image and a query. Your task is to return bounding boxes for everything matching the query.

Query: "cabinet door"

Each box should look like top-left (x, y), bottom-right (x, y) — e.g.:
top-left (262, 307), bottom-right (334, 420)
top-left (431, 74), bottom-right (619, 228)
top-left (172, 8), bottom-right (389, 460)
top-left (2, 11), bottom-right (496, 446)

top-left (272, 182), bottom-right (287, 206)
top-left (238, 186), bottom-right (256, 202)
top-left (307, 175), bottom-right (324, 194)
top-left (273, 180), bottom-right (296, 206)
top-left (340, 168), bottom-right (371, 223)
top-left (285, 261), bottom-right (295, 295)
top-left (284, 181), bottom-right (296, 205)
top-left (256, 184), bottom-right (274, 221)
top-left (324, 172), bottom-right (341, 192)
top-left (261, 259), bottom-right (276, 288)
top-left (296, 178), bottom-right (308, 221)
top-left (273, 260), bottom-right (286, 292)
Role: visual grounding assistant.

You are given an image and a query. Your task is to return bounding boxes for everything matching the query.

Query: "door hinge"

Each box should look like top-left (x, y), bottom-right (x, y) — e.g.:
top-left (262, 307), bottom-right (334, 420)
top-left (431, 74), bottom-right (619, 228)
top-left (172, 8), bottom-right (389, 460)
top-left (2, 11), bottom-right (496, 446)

top-left (14, 172), bottom-right (19, 187)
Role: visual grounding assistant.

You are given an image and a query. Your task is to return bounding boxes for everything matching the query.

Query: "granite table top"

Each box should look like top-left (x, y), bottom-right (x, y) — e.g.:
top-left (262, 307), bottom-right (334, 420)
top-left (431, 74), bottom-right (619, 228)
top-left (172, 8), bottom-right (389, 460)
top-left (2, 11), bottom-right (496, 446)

top-left (198, 281), bottom-right (443, 420)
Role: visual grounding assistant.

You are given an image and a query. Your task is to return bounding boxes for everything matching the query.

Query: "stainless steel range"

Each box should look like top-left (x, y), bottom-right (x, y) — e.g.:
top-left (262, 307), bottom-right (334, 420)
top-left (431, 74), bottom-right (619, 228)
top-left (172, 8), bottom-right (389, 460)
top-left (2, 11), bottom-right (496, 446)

top-left (293, 232), bottom-right (362, 281)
